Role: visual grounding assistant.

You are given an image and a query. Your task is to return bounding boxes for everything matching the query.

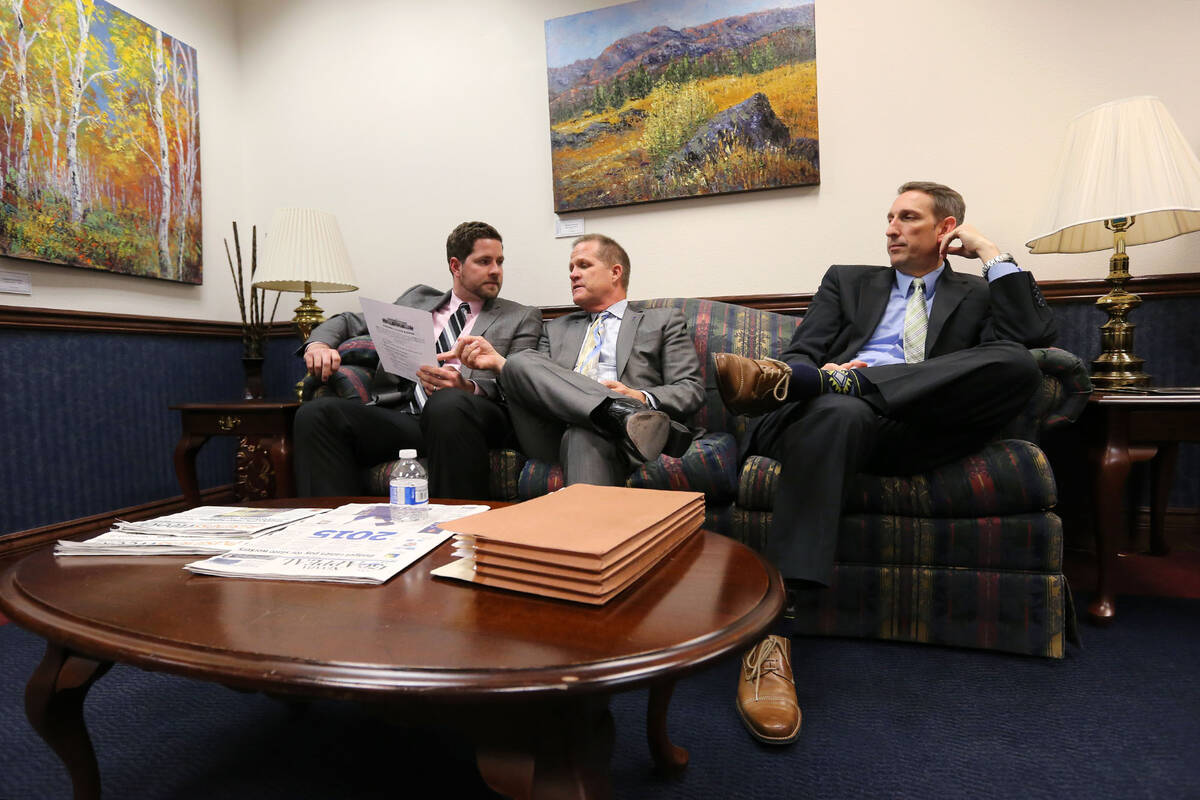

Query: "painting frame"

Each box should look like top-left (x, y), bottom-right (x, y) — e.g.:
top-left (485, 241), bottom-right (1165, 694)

top-left (0, 0), bottom-right (201, 284)
top-left (545, 0), bottom-right (819, 214)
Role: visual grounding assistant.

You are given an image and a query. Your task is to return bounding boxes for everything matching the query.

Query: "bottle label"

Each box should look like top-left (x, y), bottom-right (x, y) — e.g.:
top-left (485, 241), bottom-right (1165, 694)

top-left (390, 483), bottom-right (428, 506)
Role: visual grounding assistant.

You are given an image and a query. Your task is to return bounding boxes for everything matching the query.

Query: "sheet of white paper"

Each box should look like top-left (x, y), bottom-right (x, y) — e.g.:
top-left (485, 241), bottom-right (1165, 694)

top-left (359, 297), bottom-right (438, 381)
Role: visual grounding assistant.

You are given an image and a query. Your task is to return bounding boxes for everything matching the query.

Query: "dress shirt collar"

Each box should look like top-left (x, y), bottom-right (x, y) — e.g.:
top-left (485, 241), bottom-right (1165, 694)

top-left (448, 291), bottom-right (483, 317)
top-left (592, 298), bottom-right (628, 321)
top-left (895, 261), bottom-right (946, 297)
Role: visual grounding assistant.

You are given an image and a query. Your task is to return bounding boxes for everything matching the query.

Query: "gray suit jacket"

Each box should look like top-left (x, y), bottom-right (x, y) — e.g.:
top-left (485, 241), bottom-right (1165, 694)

top-left (303, 284), bottom-right (543, 403)
top-left (539, 303), bottom-right (704, 421)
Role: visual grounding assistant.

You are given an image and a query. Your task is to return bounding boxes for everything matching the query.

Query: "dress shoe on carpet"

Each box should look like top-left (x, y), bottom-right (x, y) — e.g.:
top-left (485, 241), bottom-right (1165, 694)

top-left (713, 353), bottom-right (792, 416)
top-left (736, 634), bottom-right (801, 744)
top-left (592, 397), bottom-right (670, 463)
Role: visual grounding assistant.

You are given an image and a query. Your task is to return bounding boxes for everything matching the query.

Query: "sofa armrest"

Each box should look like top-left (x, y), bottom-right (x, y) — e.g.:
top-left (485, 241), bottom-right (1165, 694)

top-left (997, 347), bottom-right (1092, 443)
top-left (299, 335), bottom-right (380, 403)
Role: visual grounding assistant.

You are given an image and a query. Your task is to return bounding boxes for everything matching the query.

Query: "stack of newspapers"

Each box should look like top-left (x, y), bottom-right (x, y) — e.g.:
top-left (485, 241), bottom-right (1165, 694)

top-left (183, 503), bottom-right (489, 584)
top-left (56, 503), bottom-right (491, 585)
top-left (432, 484), bottom-right (704, 605)
top-left (54, 506), bottom-right (326, 556)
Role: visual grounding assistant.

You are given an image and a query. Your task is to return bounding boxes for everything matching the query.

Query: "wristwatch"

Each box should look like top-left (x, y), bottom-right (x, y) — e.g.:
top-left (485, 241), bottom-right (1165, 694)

top-left (982, 252), bottom-right (1017, 278)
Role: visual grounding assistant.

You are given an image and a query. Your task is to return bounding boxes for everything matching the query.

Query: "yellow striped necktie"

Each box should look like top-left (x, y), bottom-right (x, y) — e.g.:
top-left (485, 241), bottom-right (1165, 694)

top-left (903, 278), bottom-right (927, 364)
top-left (573, 312), bottom-right (608, 379)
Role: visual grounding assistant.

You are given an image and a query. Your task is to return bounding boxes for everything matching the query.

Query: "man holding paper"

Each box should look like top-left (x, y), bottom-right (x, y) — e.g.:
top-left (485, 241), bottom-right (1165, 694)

top-left (294, 221), bottom-right (543, 498)
top-left (446, 234), bottom-right (703, 486)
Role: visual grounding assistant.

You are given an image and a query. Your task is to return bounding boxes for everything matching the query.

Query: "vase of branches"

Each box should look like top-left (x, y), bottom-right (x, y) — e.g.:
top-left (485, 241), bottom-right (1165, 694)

top-left (227, 222), bottom-right (280, 399)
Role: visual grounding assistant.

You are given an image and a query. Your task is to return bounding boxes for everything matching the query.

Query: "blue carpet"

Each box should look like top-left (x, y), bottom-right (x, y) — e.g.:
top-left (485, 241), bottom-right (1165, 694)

top-left (1, 594), bottom-right (1198, 799)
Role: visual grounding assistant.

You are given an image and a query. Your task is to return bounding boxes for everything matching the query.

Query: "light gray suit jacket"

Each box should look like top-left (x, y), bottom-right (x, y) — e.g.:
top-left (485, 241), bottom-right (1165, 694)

top-left (303, 284), bottom-right (543, 403)
top-left (539, 303), bottom-right (704, 421)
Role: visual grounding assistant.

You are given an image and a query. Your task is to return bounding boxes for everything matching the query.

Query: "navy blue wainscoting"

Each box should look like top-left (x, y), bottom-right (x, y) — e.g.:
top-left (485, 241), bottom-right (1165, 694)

top-left (1, 331), bottom-right (304, 534)
top-left (1052, 295), bottom-right (1200, 508)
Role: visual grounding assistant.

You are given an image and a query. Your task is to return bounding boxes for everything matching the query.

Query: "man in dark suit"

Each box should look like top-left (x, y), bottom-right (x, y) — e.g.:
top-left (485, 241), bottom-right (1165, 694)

top-left (447, 233), bottom-right (703, 485)
top-left (714, 182), bottom-right (1057, 745)
top-left (294, 221), bottom-right (543, 499)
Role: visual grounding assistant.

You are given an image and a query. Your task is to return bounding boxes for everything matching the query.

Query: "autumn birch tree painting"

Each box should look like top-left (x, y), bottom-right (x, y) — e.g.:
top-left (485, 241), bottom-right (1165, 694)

top-left (0, 0), bottom-right (200, 283)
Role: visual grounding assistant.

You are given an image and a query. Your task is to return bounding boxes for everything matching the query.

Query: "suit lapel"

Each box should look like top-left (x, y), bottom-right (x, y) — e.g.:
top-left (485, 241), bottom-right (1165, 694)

top-left (470, 298), bottom-right (500, 339)
top-left (555, 311), bottom-right (590, 369)
top-left (615, 306), bottom-right (641, 378)
top-left (849, 269), bottom-right (895, 356)
top-left (926, 266), bottom-right (968, 355)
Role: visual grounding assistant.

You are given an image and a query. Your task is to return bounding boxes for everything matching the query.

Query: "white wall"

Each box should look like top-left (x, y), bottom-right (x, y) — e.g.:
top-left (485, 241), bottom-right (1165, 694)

top-left (0, 0), bottom-right (245, 320)
top-left (7, 0), bottom-right (1200, 320)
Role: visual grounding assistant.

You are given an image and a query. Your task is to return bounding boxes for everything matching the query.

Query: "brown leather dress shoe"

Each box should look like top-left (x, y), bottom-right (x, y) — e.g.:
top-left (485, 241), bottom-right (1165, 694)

top-left (713, 353), bottom-right (792, 417)
top-left (736, 634), bottom-right (801, 744)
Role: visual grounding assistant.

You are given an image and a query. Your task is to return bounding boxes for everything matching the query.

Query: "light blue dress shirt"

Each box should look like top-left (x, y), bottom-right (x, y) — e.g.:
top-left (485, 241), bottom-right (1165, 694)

top-left (576, 299), bottom-right (660, 408)
top-left (853, 261), bottom-right (1020, 366)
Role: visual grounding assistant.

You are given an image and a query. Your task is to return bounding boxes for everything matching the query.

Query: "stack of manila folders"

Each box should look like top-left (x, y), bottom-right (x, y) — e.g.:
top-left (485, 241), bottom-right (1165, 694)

top-left (432, 484), bottom-right (704, 605)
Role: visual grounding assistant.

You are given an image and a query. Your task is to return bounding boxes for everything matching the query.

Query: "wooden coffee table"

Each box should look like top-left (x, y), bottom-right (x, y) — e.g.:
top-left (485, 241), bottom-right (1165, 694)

top-left (0, 498), bottom-right (783, 800)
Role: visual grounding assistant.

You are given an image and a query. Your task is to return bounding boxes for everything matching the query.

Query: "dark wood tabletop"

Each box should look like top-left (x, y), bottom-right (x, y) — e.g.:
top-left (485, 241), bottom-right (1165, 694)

top-left (0, 496), bottom-right (784, 799)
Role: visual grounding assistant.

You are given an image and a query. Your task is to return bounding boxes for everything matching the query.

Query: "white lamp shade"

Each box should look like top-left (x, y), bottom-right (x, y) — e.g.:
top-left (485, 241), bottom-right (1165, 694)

top-left (1026, 96), bottom-right (1200, 254)
top-left (253, 208), bottom-right (358, 292)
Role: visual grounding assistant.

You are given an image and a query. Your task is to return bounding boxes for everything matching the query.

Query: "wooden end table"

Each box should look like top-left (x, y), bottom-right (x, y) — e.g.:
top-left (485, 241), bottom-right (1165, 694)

top-left (0, 497), bottom-right (784, 799)
top-left (170, 401), bottom-right (300, 505)
top-left (1084, 390), bottom-right (1200, 623)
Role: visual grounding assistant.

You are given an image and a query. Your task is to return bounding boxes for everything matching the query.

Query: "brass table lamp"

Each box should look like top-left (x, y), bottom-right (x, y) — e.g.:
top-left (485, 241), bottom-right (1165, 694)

top-left (253, 208), bottom-right (358, 398)
top-left (1026, 96), bottom-right (1200, 388)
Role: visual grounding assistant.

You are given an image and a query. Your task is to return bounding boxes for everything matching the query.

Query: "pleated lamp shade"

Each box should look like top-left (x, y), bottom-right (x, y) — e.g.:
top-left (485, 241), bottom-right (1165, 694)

top-left (254, 208), bottom-right (358, 292)
top-left (1026, 96), bottom-right (1200, 254)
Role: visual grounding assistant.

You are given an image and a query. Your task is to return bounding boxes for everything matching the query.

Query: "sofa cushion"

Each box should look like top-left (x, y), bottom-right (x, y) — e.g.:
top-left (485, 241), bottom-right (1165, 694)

top-left (628, 432), bottom-right (739, 500)
top-left (737, 439), bottom-right (1057, 517)
top-left (788, 564), bottom-right (1071, 658)
top-left (836, 511), bottom-right (1063, 572)
top-left (640, 297), bottom-right (800, 442)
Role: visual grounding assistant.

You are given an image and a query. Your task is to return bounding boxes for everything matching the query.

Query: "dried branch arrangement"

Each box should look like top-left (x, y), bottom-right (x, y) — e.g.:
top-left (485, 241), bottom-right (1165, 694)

top-left (226, 221), bottom-right (281, 359)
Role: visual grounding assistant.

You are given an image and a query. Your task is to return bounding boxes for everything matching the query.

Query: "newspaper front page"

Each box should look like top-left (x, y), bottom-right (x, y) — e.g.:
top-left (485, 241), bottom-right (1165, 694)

top-left (184, 503), bottom-right (489, 584)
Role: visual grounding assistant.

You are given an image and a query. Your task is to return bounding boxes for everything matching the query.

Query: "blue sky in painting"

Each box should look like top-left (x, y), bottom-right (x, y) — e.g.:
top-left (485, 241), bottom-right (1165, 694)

top-left (545, 0), bottom-right (813, 68)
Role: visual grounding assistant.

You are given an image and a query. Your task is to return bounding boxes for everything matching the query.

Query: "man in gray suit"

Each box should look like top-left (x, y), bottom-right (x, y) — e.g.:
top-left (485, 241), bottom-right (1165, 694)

top-left (446, 233), bottom-right (703, 485)
top-left (294, 221), bottom-right (543, 498)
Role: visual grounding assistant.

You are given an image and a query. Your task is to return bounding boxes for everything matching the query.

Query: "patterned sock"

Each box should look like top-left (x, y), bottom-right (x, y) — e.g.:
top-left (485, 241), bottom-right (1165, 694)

top-left (784, 362), bottom-right (876, 400)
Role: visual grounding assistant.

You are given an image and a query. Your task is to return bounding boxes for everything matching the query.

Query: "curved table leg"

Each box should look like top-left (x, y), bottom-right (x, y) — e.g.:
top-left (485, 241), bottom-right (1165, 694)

top-left (173, 433), bottom-right (210, 507)
top-left (476, 697), bottom-right (614, 800)
top-left (24, 642), bottom-right (113, 800)
top-left (647, 679), bottom-right (688, 775)
top-left (1089, 408), bottom-right (1131, 625)
top-left (1149, 442), bottom-right (1179, 556)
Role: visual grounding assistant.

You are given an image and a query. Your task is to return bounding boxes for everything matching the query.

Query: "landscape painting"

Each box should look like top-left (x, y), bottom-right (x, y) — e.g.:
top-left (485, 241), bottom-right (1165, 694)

top-left (0, 0), bottom-right (200, 283)
top-left (545, 0), bottom-right (818, 213)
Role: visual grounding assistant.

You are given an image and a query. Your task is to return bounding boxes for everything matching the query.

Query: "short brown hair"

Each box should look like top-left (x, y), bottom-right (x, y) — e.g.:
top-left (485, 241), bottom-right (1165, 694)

top-left (573, 233), bottom-right (631, 289)
top-left (898, 181), bottom-right (965, 223)
top-left (446, 221), bottom-right (502, 264)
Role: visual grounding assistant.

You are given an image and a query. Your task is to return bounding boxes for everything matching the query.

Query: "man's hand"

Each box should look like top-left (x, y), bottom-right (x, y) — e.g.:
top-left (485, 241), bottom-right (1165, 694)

top-left (601, 379), bottom-right (647, 405)
top-left (304, 342), bottom-right (341, 381)
top-left (939, 223), bottom-right (1001, 265)
top-left (822, 360), bottom-right (868, 371)
top-left (416, 364), bottom-right (472, 395)
top-left (441, 335), bottom-right (506, 372)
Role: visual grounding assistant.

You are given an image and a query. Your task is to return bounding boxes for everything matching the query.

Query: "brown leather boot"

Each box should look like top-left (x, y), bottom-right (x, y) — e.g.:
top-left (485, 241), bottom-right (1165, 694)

top-left (712, 353), bottom-right (791, 417)
top-left (736, 634), bottom-right (801, 744)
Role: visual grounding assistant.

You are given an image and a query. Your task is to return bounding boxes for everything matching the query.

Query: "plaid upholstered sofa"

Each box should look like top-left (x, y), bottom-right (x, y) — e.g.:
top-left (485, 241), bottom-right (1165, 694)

top-left (303, 297), bottom-right (1091, 658)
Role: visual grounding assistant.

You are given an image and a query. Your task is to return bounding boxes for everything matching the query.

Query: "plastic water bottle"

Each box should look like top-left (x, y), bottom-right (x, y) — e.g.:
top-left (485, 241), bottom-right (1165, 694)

top-left (388, 449), bottom-right (429, 522)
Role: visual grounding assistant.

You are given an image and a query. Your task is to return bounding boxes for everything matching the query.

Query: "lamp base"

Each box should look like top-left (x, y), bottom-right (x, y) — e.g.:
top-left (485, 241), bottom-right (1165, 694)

top-left (1090, 218), bottom-right (1150, 389)
top-left (291, 282), bottom-right (326, 402)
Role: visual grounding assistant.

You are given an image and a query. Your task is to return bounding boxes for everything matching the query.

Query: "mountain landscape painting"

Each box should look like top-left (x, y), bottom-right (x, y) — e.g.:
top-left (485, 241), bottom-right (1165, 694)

top-left (545, 0), bottom-right (818, 213)
top-left (0, 0), bottom-right (201, 283)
